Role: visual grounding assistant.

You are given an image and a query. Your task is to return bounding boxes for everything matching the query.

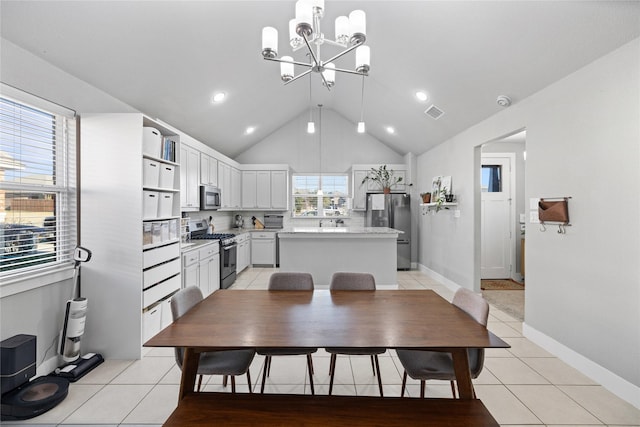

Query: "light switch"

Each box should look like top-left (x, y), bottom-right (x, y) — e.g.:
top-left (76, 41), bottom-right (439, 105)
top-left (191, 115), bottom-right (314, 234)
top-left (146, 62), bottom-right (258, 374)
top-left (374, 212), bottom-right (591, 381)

top-left (530, 198), bottom-right (540, 210)
top-left (530, 211), bottom-right (539, 223)
top-left (519, 213), bottom-right (526, 223)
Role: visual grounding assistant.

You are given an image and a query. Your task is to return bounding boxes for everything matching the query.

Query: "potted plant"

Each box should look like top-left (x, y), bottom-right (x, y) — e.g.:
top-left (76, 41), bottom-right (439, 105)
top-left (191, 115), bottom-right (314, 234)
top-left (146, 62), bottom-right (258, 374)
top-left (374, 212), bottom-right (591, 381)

top-left (420, 192), bottom-right (431, 203)
top-left (361, 165), bottom-right (403, 194)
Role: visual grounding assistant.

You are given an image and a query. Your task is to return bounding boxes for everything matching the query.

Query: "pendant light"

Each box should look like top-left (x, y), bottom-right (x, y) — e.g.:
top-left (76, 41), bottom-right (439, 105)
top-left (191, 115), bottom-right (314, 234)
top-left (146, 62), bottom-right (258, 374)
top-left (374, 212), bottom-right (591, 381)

top-left (317, 104), bottom-right (323, 196)
top-left (357, 74), bottom-right (366, 133)
top-left (307, 72), bottom-right (315, 133)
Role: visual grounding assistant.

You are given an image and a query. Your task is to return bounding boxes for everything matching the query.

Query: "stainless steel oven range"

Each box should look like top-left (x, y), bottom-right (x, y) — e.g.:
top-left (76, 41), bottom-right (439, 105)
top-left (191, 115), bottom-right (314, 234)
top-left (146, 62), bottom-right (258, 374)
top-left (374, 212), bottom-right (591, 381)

top-left (188, 220), bottom-right (237, 289)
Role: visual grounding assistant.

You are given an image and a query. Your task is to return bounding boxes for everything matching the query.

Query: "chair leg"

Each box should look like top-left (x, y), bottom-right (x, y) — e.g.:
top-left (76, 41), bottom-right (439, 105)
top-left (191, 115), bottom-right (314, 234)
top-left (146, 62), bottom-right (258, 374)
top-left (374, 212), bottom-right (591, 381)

top-left (370, 355), bottom-right (376, 375)
top-left (246, 370), bottom-right (252, 393)
top-left (450, 380), bottom-right (457, 398)
top-left (223, 375), bottom-right (228, 387)
top-left (266, 355), bottom-right (272, 376)
top-left (420, 380), bottom-right (425, 398)
top-left (260, 358), bottom-right (268, 394)
top-left (306, 354), bottom-right (315, 395)
top-left (329, 353), bottom-right (335, 374)
top-left (374, 355), bottom-right (383, 397)
top-left (401, 371), bottom-right (407, 397)
top-left (231, 375), bottom-right (236, 393)
top-left (197, 374), bottom-right (203, 392)
top-left (328, 353), bottom-right (337, 395)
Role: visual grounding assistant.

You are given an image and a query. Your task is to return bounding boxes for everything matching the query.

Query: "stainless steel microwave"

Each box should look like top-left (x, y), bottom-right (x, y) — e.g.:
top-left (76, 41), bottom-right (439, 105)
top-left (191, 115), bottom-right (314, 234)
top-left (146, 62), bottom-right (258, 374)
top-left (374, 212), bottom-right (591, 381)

top-left (200, 185), bottom-right (221, 210)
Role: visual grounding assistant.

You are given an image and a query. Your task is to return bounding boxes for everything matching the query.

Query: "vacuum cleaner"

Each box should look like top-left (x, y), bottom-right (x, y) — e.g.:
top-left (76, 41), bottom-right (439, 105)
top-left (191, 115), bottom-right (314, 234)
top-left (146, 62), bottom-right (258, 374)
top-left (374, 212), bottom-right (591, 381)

top-left (54, 246), bottom-right (104, 381)
top-left (1, 247), bottom-right (101, 420)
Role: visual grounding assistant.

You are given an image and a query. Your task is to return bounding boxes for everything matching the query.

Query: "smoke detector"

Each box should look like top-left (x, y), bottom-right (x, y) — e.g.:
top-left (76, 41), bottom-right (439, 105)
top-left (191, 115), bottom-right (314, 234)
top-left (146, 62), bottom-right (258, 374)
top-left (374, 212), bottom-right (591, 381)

top-left (496, 95), bottom-right (512, 107)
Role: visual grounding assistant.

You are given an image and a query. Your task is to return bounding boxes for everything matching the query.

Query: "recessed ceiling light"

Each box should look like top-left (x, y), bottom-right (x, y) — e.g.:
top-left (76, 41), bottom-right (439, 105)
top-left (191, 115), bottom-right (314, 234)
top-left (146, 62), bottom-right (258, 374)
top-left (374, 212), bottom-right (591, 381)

top-left (245, 126), bottom-right (255, 135)
top-left (386, 126), bottom-right (395, 134)
top-left (415, 91), bottom-right (428, 102)
top-left (211, 92), bottom-right (226, 103)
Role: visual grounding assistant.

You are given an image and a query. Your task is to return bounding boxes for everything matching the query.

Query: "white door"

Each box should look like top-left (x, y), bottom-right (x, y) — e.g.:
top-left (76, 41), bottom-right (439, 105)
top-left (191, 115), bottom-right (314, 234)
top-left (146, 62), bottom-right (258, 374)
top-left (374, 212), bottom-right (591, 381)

top-left (481, 155), bottom-right (513, 279)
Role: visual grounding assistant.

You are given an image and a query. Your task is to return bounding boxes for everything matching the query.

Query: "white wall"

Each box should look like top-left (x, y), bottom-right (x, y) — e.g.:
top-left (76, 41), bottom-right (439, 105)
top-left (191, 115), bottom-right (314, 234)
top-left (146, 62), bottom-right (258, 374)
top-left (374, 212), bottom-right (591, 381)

top-left (0, 39), bottom-right (140, 371)
top-left (235, 109), bottom-right (404, 172)
top-left (416, 39), bottom-right (640, 404)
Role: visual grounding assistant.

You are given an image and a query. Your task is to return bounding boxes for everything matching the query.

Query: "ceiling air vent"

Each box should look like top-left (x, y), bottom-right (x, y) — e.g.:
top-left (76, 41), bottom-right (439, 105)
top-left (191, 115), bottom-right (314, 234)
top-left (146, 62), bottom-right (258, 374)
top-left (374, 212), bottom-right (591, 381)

top-left (424, 104), bottom-right (444, 120)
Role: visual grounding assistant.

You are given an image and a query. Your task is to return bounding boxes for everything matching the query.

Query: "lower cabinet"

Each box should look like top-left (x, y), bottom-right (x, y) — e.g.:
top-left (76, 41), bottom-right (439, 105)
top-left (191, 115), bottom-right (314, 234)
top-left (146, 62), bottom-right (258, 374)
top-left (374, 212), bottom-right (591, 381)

top-left (182, 242), bottom-right (220, 297)
top-left (236, 233), bottom-right (250, 273)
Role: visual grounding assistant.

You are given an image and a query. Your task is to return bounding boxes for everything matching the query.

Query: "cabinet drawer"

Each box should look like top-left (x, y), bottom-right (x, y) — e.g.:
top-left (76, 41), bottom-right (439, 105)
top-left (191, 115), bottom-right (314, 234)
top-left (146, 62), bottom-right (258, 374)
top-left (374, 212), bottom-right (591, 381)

top-left (143, 304), bottom-right (162, 342)
top-left (144, 258), bottom-right (181, 289)
top-left (199, 243), bottom-right (219, 259)
top-left (252, 232), bottom-right (275, 239)
top-left (143, 275), bottom-right (181, 309)
top-left (143, 243), bottom-right (180, 269)
top-left (183, 250), bottom-right (199, 267)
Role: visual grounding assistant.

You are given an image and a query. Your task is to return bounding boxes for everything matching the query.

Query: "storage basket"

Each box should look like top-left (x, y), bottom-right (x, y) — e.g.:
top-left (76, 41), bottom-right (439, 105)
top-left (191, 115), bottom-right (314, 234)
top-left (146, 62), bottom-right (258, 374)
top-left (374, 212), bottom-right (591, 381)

top-left (143, 158), bottom-right (160, 188)
top-left (142, 127), bottom-right (162, 158)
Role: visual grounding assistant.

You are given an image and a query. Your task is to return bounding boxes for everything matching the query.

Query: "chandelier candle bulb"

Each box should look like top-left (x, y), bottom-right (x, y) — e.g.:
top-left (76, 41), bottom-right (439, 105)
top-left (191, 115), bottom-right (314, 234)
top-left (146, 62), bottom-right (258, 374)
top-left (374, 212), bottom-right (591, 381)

top-left (349, 10), bottom-right (366, 44)
top-left (295, 0), bottom-right (313, 36)
top-left (335, 16), bottom-right (349, 45)
top-left (307, 121), bottom-right (315, 134)
top-left (356, 45), bottom-right (370, 73)
top-left (322, 62), bottom-right (336, 87)
top-left (289, 19), bottom-right (303, 48)
top-left (262, 27), bottom-right (278, 58)
top-left (280, 56), bottom-right (294, 82)
top-left (357, 121), bottom-right (366, 133)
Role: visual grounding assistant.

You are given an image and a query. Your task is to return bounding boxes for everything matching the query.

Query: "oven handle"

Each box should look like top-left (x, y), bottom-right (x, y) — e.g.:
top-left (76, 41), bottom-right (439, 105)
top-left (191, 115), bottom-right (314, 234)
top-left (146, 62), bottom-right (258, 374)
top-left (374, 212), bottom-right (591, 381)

top-left (222, 243), bottom-right (237, 251)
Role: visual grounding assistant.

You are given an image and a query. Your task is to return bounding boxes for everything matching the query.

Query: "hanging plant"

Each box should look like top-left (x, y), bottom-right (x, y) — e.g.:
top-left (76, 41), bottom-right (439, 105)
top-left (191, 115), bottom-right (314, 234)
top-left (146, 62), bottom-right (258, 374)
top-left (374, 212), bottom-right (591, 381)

top-left (361, 165), bottom-right (403, 193)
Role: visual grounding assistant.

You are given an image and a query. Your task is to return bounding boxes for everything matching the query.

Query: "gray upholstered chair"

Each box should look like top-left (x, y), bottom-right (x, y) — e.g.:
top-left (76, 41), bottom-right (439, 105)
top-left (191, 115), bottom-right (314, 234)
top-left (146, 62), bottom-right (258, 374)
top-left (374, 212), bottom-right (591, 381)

top-left (396, 287), bottom-right (489, 398)
top-left (325, 272), bottom-right (386, 396)
top-left (171, 286), bottom-right (255, 393)
top-left (257, 272), bottom-right (318, 394)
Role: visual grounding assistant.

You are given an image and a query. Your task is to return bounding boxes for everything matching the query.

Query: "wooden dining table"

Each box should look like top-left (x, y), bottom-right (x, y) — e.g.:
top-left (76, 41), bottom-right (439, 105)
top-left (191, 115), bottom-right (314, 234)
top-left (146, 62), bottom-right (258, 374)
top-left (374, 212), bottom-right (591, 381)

top-left (144, 289), bottom-right (509, 401)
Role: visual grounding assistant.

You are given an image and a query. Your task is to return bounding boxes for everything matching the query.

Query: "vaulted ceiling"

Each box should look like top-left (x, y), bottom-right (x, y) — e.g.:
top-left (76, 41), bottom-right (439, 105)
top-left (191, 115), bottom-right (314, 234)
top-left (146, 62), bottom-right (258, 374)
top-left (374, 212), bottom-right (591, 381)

top-left (2, 1), bottom-right (639, 158)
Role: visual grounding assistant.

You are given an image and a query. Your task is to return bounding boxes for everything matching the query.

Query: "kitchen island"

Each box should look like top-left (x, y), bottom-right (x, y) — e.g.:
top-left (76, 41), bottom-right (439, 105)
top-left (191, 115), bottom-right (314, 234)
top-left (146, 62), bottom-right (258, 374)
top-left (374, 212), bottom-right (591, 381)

top-left (278, 227), bottom-right (400, 287)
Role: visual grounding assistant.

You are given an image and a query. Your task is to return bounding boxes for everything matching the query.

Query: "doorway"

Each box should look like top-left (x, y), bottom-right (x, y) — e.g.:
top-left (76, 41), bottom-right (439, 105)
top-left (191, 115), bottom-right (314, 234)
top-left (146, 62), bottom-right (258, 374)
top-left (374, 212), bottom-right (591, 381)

top-left (477, 131), bottom-right (526, 320)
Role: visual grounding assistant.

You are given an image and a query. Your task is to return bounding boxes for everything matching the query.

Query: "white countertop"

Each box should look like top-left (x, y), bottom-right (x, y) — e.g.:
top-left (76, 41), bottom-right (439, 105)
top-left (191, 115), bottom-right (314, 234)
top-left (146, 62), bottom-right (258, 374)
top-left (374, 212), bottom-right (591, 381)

top-left (278, 226), bottom-right (402, 235)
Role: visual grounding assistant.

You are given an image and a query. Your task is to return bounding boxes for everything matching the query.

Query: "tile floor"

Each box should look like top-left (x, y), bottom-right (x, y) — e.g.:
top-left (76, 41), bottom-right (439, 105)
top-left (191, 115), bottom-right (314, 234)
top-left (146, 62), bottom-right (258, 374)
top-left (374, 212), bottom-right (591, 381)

top-left (5, 268), bottom-right (639, 426)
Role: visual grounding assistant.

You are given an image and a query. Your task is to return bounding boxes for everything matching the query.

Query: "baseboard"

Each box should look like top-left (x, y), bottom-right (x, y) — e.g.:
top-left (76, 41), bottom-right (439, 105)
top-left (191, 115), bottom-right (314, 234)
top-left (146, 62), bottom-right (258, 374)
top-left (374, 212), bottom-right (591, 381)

top-left (36, 355), bottom-right (61, 377)
top-left (417, 264), bottom-right (461, 293)
top-left (523, 323), bottom-right (640, 409)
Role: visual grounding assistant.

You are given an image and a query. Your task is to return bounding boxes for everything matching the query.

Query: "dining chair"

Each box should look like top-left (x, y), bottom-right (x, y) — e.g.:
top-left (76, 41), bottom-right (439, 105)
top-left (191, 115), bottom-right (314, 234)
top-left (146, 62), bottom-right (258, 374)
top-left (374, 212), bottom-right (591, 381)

top-left (326, 272), bottom-right (385, 396)
top-left (257, 272), bottom-right (318, 394)
top-left (171, 286), bottom-right (255, 393)
top-left (396, 287), bottom-right (489, 398)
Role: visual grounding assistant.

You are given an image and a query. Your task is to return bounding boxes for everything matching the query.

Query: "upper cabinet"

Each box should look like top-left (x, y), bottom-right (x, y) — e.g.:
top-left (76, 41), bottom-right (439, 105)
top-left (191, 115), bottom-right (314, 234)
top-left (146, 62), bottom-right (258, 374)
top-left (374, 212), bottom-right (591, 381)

top-left (352, 164), bottom-right (407, 211)
top-left (200, 153), bottom-right (218, 187)
top-left (180, 144), bottom-right (200, 210)
top-left (217, 162), bottom-right (241, 210)
top-left (241, 168), bottom-right (289, 211)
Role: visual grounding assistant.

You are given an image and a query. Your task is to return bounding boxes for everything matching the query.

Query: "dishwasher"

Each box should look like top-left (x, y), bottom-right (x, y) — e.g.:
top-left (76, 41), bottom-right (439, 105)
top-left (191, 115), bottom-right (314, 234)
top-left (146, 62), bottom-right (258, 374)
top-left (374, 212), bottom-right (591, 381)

top-left (251, 231), bottom-right (276, 267)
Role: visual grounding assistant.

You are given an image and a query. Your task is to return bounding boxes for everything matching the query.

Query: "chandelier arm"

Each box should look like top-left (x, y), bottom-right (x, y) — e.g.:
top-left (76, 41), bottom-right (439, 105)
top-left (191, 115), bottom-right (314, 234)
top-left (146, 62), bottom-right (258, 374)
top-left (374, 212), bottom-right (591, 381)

top-left (264, 56), bottom-right (313, 68)
top-left (283, 68), bottom-right (313, 85)
top-left (332, 67), bottom-right (368, 76)
top-left (322, 39), bottom-right (348, 48)
top-left (318, 71), bottom-right (332, 92)
top-left (322, 41), bottom-right (363, 67)
top-left (302, 33), bottom-right (320, 67)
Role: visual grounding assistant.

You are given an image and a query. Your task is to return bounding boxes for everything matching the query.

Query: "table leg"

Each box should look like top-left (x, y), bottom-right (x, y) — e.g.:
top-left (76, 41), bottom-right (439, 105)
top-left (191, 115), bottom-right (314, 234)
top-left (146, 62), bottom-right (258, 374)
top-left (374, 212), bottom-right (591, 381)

top-left (179, 347), bottom-right (199, 400)
top-left (450, 349), bottom-right (474, 399)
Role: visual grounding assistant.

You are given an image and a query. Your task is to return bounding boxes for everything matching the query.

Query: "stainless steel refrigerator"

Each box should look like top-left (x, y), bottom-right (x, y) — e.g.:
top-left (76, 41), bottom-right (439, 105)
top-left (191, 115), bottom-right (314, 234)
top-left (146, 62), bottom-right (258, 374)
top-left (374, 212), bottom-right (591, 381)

top-left (365, 193), bottom-right (411, 270)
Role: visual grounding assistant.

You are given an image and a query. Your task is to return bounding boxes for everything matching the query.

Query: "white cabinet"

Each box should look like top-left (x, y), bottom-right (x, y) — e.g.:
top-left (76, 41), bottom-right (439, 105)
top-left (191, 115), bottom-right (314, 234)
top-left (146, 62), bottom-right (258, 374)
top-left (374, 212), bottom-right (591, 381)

top-left (231, 167), bottom-right (241, 209)
top-left (200, 153), bottom-right (218, 187)
top-left (353, 170), bottom-right (368, 210)
top-left (251, 231), bottom-right (276, 266)
top-left (236, 233), bottom-right (250, 273)
top-left (182, 242), bottom-right (220, 297)
top-left (242, 170), bottom-right (271, 209)
top-left (180, 144), bottom-right (200, 210)
top-left (241, 169), bottom-right (288, 210)
top-left (218, 162), bottom-right (240, 209)
top-left (271, 170), bottom-right (288, 210)
top-left (81, 114), bottom-right (182, 359)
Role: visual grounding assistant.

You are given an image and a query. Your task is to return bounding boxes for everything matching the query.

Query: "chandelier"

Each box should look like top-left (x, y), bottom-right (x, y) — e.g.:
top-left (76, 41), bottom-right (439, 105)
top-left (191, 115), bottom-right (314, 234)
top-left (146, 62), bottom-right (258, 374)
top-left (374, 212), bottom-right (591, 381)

top-left (261, 0), bottom-right (370, 90)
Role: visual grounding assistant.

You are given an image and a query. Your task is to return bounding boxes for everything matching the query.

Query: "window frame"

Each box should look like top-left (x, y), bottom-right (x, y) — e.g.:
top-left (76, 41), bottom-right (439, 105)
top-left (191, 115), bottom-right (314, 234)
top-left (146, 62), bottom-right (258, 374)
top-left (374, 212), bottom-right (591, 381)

top-left (1, 84), bottom-right (77, 297)
top-left (291, 173), bottom-right (351, 218)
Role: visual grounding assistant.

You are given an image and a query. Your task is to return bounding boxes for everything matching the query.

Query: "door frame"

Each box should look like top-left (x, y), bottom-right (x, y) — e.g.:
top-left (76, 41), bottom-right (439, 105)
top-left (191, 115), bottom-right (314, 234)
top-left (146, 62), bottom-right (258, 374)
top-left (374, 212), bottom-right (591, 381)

top-left (473, 128), bottom-right (525, 292)
top-left (480, 152), bottom-right (516, 280)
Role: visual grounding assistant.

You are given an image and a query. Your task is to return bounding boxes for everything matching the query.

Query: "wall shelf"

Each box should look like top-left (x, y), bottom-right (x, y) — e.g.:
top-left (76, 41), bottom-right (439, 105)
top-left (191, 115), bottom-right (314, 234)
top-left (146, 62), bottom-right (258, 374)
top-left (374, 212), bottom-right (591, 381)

top-left (420, 202), bottom-right (458, 214)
